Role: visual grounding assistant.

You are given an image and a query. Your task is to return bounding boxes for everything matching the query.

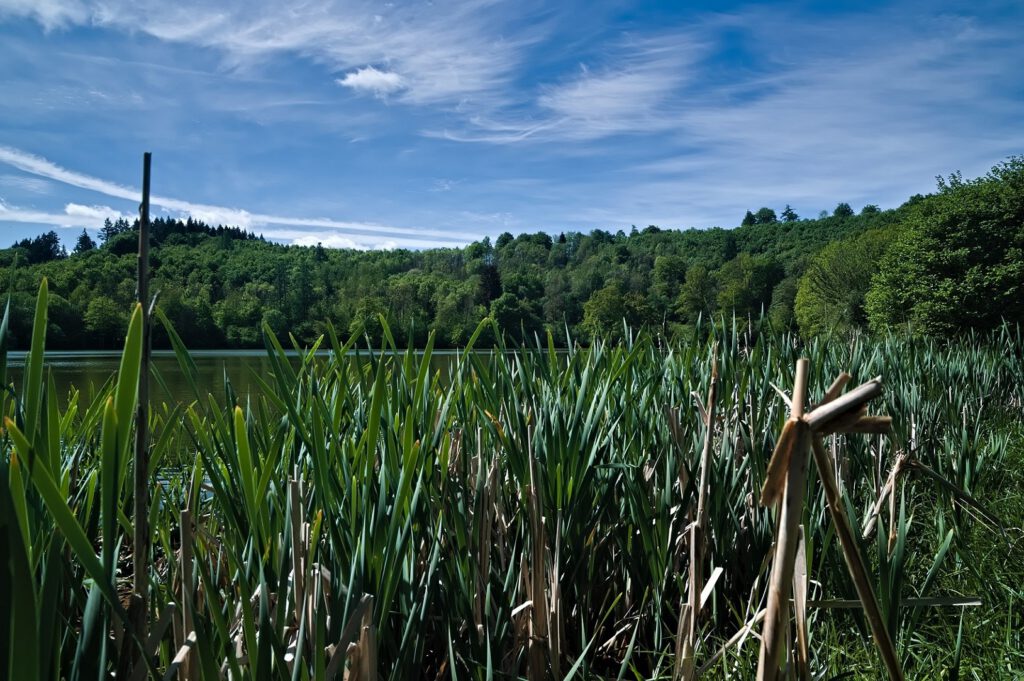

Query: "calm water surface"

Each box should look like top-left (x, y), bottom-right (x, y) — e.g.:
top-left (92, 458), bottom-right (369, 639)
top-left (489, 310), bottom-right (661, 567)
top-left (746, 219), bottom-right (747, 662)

top-left (5, 349), bottom-right (464, 406)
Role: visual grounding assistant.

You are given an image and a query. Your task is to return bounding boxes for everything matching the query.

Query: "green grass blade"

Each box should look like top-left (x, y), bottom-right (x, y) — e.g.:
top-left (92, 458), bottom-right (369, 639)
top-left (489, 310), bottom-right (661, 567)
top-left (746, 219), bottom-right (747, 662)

top-left (23, 278), bottom-right (49, 439)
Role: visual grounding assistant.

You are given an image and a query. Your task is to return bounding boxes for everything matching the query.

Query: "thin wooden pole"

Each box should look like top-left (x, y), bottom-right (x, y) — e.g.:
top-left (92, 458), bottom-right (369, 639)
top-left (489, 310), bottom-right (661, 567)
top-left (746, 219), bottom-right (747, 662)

top-left (132, 151), bottom-right (152, 651)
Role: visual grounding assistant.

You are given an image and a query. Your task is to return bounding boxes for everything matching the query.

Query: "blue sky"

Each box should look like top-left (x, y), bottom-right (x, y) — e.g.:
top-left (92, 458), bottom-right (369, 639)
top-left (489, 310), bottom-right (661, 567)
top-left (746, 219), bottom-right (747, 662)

top-left (0, 0), bottom-right (1021, 250)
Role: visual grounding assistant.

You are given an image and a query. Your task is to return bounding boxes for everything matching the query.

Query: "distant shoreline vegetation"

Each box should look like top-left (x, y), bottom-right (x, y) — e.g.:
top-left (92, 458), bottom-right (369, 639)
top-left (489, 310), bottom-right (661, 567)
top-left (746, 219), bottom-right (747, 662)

top-left (2, 157), bottom-right (1021, 349)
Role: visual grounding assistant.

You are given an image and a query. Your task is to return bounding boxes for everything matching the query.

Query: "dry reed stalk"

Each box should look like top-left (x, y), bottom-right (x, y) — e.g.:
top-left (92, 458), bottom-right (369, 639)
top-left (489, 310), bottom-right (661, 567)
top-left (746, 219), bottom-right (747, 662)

top-left (128, 604), bottom-right (178, 681)
top-left (809, 597), bottom-right (981, 609)
top-left (549, 508), bottom-right (563, 678)
top-left (757, 357), bottom-right (809, 681)
top-left (164, 631), bottom-right (197, 681)
top-left (805, 376), bottom-right (903, 678)
top-left (792, 526), bottom-right (810, 681)
top-left (289, 480), bottom-right (306, 656)
top-left (677, 348), bottom-right (719, 680)
top-left (803, 379), bottom-right (882, 431)
top-left (325, 594), bottom-right (373, 680)
top-left (359, 603), bottom-right (378, 681)
top-left (696, 608), bottom-right (767, 676)
top-left (475, 458), bottom-right (497, 641)
top-left (809, 437), bottom-right (904, 680)
top-left (526, 430), bottom-right (552, 680)
top-left (179, 509), bottom-right (195, 681)
top-left (288, 477), bottom-right (307, 667)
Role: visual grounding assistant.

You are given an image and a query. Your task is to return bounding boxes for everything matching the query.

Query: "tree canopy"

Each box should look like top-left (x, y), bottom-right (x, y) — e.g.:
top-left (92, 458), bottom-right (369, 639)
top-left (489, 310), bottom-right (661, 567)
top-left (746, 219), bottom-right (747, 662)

top-left (2, 161), bottom-right (1020, 349)
top-left (866, 158), bottom-right (1024, 335)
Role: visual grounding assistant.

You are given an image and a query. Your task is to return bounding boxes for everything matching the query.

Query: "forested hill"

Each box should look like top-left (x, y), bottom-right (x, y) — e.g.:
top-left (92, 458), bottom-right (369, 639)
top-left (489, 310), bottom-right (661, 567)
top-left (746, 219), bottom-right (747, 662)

top-left (2, 159), bottom-right (1022, 349)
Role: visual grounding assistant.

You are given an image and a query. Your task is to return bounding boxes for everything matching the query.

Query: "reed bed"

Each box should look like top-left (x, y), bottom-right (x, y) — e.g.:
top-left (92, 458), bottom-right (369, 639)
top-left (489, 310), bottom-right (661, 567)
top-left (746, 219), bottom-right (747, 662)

top-left (1, 280), bottom-right (1021, 679)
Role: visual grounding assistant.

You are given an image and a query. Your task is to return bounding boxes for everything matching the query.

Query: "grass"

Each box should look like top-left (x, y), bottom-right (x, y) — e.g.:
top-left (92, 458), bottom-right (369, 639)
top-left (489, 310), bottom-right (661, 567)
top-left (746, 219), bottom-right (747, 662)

top-left (1, 279), bottom-right (1021, 680)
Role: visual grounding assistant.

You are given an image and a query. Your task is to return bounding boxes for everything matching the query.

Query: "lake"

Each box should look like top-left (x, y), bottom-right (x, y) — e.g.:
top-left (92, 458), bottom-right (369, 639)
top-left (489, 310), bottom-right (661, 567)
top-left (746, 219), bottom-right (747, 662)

top-left (4, 349), bottom-right (466, 407)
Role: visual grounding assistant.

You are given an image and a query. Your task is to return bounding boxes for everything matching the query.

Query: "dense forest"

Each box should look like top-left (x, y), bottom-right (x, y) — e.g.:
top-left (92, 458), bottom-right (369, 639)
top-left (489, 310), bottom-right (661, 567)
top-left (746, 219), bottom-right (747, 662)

top-left (2, 158), bottom-right (1022, 349)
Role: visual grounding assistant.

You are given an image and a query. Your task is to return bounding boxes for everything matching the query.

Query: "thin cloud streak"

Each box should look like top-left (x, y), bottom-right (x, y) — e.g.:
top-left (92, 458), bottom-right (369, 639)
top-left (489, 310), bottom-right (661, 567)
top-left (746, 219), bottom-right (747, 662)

top-left (0, 145), bottom-right (478, 245)
top-left (0, 204), bottom-right (117, 231)
top-left (0, 202), bottom-right (465, 250)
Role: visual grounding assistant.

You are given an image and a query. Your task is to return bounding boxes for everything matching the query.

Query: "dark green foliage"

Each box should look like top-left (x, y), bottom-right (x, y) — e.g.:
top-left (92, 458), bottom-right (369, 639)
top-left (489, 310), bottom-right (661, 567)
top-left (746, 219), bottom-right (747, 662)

top-left (754, 207), bottom-right (778, 224)
top-left (795, 228), bottom-right (896, 337)
top-left (2, 159), bottom-right (1022, 347)
top-left (99, 217), bottom-right (132, 243)
top-left (866, 158), bottom-right (1024, 335)
top-left (72, 229), bottom-right (96, 254)
top-left (0, 209), bottom-right (876, 348)
top-left (10, 230), bottom-right (66, 264)
top-left (833, 202), bottom-right (855, 218)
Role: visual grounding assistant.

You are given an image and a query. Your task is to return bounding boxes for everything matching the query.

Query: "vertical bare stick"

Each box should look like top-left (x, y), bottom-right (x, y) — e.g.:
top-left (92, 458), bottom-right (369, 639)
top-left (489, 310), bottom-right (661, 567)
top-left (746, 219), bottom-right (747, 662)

top-left (131, 151), bottom-right (153, 666)
top-left (758, 358), bottom-right (810, 681)
top-left (678, 346), bottom-right (719, 680)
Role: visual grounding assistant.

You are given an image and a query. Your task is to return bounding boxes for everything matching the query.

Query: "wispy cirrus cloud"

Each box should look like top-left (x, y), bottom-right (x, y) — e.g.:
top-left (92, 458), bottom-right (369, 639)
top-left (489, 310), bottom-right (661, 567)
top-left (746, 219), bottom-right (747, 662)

top-left (0, 173), bottom-right (52, 195)
top-left (2, 1), bottom-right (1022, 242)
top-left (0, 0), bottom-right (538, 109)
top-left (0, 0), bottom-right (88, 31)
top-left (433, 34), bottom-right (704, 143)
top-left (615, 11), bottom-right (1024, 223)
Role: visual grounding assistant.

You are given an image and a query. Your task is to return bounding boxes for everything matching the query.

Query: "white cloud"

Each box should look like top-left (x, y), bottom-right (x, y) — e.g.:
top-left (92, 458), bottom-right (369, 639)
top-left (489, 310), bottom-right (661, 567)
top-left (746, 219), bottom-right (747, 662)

top-left (0, 204), bottom-right (107, 230)
top-left (64, 202), bottom-right (129, 221)
top-left (290, 233), bottom-right (364, 250)
top-left (337, 66), bottom-right (405, 97)
top-left (257, 228), bottom-right (451, 251)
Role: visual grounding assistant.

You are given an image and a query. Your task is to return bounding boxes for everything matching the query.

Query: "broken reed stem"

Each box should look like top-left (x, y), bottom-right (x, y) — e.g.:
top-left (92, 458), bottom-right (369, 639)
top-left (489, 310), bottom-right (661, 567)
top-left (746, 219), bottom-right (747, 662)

top-left (810, 436), bottom-right (904, 680)
top-left (757, 358), bottom-right (810, 681)
top-left (678, 346), bottom-right (719, 680)
top-left (804, 378), bottom-right (882, 431)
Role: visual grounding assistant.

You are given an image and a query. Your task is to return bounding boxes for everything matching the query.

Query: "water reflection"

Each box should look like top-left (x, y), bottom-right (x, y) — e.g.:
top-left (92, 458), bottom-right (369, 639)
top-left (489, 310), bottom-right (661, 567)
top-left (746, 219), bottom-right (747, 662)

top-left (5, 349), bottom-right (465, 407)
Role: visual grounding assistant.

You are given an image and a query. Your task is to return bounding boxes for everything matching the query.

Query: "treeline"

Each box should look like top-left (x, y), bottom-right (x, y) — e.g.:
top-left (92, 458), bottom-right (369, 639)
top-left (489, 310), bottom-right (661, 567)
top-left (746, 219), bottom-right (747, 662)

top-left (2, 159), bottom-right (1022, 349)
